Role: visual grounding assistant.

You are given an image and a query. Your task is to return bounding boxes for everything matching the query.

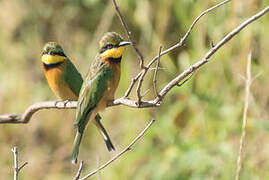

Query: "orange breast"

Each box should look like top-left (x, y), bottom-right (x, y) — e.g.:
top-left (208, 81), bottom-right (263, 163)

top-left (106, 63), bottom-right (121, 100)
top-left (43, 64), bottom-right (78, 100)
top-left (94, 62), bottom-right (121, 113)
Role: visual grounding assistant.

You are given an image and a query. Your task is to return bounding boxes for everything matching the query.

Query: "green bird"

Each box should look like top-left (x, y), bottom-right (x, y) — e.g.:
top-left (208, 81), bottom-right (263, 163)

top-left (72, 32), bottom-right (131, 164)
top-left (41, 42), bottom-right (115, 152)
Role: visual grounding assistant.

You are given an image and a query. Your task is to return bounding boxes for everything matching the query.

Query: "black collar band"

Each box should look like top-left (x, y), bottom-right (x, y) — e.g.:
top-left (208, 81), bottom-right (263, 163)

top-left (42, 51), bottom-right (66, 57)
top-left (43, 61), bottom-right (63, 70)
top-left (107, 56), bottom-right (122, 63)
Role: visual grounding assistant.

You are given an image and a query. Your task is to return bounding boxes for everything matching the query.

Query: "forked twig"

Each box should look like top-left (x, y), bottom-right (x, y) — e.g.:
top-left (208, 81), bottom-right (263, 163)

top-left (121, 0), bottom-right (231, 99)
top-left (11, 147), bottom-right (28, 180)
top-left (154, 5), bottom-right (269, 104)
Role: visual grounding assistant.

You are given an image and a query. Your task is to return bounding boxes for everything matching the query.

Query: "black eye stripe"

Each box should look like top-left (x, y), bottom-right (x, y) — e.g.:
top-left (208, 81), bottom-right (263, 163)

top-left (43, 51), bottom-right (66, 57)
top-left (100, 43), bottom-right (118, 53)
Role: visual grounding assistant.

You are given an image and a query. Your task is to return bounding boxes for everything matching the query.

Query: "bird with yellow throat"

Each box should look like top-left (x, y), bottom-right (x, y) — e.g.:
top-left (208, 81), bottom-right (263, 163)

top-left (41, 42), bottom-right (115, 152)
top-left (72, 32), bottom-right (131, 164)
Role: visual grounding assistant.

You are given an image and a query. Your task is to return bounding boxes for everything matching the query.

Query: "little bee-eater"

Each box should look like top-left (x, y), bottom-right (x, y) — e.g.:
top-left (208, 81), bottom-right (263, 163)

top-left (72, 32), bottom-right (131, 164)
top-left (41, 42), bottom-right (115, 152)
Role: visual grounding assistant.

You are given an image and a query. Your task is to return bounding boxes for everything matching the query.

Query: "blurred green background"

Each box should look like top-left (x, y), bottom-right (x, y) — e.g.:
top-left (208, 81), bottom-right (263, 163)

top-left (0, 0), bottom-right (269, 179)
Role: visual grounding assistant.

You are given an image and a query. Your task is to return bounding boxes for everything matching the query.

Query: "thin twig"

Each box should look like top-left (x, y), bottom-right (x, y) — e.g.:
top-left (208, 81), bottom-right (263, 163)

top-left (11, 147), bottom-right (28, 180)
top-left (73, 161), bottom-right (84, 180)
top-left (18, 162), bottom-right (28, 172)
top-left (12, 147), bottom-right (18, 180)
top-left (112, 0), bottom-right (145, 68)
top-left (181, 0), bottom-right (231, 45)
top-left (136, 68), bottom-right (148, 104)
top-left (123, 75), bottom-right (142, 98)
top-left (153, 46), bottom-right (162, 97)
top-left (78, 119), bottom-right (155, 180)
top-left (235, 52), bottom-right (252, 180)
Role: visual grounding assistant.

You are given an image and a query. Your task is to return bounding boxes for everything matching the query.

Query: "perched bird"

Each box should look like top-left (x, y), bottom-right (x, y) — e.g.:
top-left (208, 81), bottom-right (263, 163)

top-left (72, 32), bottom-right (131, 164)
top-left (41, 42), bottom-right (115, 152)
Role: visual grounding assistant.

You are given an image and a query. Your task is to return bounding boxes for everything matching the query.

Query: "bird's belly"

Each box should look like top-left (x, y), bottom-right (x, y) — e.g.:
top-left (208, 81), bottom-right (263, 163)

top-left (44, 68), bottom-right (78, 100)
top-left (107, 66), bottom-right (121, 100)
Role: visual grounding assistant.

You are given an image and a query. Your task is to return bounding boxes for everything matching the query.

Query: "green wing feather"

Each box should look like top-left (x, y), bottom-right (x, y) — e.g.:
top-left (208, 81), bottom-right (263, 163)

top-left (75, 62), bottom-right (113, 130)
top-left (72, 59), bottom-right (114, 163)
top-left (62, 59), bottom-right (83, 97)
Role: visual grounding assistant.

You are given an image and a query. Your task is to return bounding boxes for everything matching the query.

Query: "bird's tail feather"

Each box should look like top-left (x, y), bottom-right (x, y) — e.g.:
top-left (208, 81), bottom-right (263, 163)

top-left (95, 115), bottom-right (115, 151)
top-left (72, 131), bottom-right (83, 164)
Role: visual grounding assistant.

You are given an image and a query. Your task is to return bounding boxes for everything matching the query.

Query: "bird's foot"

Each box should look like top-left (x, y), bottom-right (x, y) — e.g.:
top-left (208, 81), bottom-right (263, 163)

top-left (54, 100), bottom-right (71, 107)
top-left (63, 99), bottom-right (71, 107)
top-left (54, 100), bottom-right (61, 107)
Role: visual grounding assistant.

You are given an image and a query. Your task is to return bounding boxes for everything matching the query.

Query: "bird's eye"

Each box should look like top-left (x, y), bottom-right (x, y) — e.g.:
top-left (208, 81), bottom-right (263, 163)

top-left (105, 43), bottom-right (113, 49)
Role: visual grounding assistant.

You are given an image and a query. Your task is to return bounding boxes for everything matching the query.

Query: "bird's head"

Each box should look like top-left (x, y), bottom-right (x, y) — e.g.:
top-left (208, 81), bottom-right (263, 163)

top-left (42, 42), bottom-right (66, 56)
top-left (42, 42), bottom-right (66, 64)
top-left (99, 32), bottom-right (131, 62)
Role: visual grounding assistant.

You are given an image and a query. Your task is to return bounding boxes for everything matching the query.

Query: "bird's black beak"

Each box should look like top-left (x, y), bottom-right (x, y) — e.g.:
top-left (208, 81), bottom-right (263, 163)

top-left (118, 41), bottom-right (132, 47)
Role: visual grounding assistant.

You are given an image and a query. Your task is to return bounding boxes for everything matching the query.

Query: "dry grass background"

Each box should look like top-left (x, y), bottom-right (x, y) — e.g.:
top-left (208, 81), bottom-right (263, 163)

top-left (0, 0), bottom-right (269, 179)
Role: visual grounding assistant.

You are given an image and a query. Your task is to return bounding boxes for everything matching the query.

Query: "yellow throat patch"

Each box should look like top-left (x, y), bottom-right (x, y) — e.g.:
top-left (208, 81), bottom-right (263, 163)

top-left (100, 46), bottom-right (126, 59)
top-left (42, 54), bottom-right (65, 64)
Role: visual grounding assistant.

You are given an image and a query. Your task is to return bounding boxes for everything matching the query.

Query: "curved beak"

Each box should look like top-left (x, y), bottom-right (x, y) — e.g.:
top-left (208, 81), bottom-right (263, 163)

top-left (118, 41), bottom-right (132, 47)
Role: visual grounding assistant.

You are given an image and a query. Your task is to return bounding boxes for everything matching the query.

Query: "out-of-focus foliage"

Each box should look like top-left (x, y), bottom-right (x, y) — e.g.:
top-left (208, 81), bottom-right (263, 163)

top-left (0, 0), bottom-right (269, 179)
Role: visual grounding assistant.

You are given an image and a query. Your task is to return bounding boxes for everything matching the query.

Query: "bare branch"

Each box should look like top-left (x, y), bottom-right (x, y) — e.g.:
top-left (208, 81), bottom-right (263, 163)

top-left (130, 0), bottom-right (230, 104)
top-left (0, 99), bottom-right (157, 124)
top-left (78, 119), bottom-right (155, 180)
top-left (11, 147), bottom-right (18, 180)
top-left (235, 52), bottom-right (252, 180)
top-left (73, 161), bottom-right (84, 180)
top-left (1, 4), bottom-right (268, 125)
top-left (153, 46), bottom-right (162, 97)
top-left (112, 0), bottom-right (145, 68)
top-left (154, 5), bottom-right (269, 104)
top-left (11, 147), bottom-right (28, 180)
top-left (122, 0), bottom-right (230, 98)
top-left (136, 69), bottom-right (147, 104)
top-left (0, 101), bottom-right (77, 124)
top-left (181, 0), bottom-right (231, 45)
